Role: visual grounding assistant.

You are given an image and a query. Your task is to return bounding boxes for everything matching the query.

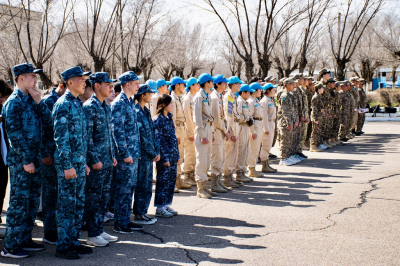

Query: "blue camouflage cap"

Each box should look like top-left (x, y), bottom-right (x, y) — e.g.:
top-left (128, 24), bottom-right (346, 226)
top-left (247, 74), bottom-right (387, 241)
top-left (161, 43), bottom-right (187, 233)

top-left (89, 72), bottom-right (117, 85)
top-left (185, 77), bottom-right (199, 91)
top-left (156, 79), bottom-right (170, 89)
top-left (169, 76), bottom-right (186, 91)
top-left (118, 71), bottom-right (143, 85)
top-left (239, 84), bottom-right (254, 93)
top-left (249, 82), bottom-right (263, 91)
top-left (198, 73), bottom-right (214, 85)
top-left (213, 74), bottom-right (228, 84)
top-left (13, 63), bottom-right (43, 77)
top-left (146, 79), bottom-right (157, 91)
top-left (137, 84), bottom-right (156, 96)
top-left (228, 76), bottom-right (244, 85)
top-left (61, 66), bottom-right (91, 81)
top-left (263, 83), bottom-right (278, 90)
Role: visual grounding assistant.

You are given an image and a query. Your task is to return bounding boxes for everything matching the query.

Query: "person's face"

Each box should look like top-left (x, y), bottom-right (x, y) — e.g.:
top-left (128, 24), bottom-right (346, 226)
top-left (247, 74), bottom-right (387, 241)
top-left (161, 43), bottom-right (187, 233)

top-left (165, 101), bottom-right (173, 113)
top-left (191, 83), bottom-right (200, 93)
top-left (359, 83), bottom-right (364, 88)
top-left (270, 80), bottom-right (276, 85)
top-left (298, 78), bottom-right (305, 86)
top-left (231, 83), bottom-right (241, 93)
top-left (253, 88), bottom-right (261, 98)
top-left (176, 83), bottom-right (185, 94)
top-left (158, 85), bottom-right (168, 94)
top-left (71, 76), bottom-right (87, 95)
top-left (142, 92), bottom-right (153, 103)
top-left (309, 84), bottom-right (315, 92)
top-left (126, 80), bottom-right (140, 95)
top-left (96, 82), bottom-right (112, 98)
top-left (106, 87), bottom-right (116, 101)
top-left (328, 82), bottom-right (335, 89)
top-left (323, 73), bottom-right (330, 80)
top-left (267, 88), bottom-right (276, 97)
top-left (318, 87), bottom-right (324, 94)
top-left (20, 73), bottom-right (37, 89)
top-left (241, 91), bottom-right (251, 100)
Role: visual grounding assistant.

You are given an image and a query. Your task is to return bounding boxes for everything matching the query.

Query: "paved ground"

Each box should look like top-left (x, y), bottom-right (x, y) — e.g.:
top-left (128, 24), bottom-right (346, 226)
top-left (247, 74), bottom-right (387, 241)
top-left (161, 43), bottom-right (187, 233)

top-left (1, 121), bottom-right (400, 265)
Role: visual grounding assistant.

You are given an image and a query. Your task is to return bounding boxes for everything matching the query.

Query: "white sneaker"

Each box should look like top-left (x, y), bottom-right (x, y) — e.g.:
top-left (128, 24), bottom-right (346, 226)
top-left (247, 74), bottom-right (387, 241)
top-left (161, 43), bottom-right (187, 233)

top-left (155, 207), bottom-right (173, 218)
top-left (288, 156), bottom-right (298, 165)
top-left (279, 158), bottom-right (292, 166)
top-left (100, 232), bottom-right (118, 242)
top-left (318, 144), bottom-right (327, 150)
top-left (0, 228), bottom-right (5, 238)
top-left (87, 236), bottom-right (109, 247)
top-left (295, 154), bottom-right (304, 162)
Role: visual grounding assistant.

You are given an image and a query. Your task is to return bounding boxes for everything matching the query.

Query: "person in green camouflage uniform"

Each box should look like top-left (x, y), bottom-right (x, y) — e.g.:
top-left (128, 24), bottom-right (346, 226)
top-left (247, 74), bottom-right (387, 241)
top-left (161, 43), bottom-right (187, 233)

top-left (356, 78), bottom-right (367, 135)
top-left (310, 83), bottom-right (325, 152)
top-left (338, 82), bottom-right (351, 141)
top-left (346, 81), bottom-right (355, 139)
top-left (305, 78), bottom-right (315, 149)
top-left (327, 78), bottom-right (340, 146)
top-left (349, 77), bottom-right (360, 135)
top-left (319, 68), bottom-right (333, 149)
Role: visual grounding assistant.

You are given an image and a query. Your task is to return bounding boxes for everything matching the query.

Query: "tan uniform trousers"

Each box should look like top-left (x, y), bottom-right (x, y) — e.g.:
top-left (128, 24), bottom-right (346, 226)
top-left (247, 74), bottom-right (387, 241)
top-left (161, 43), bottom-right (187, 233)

top-left (176, 125), bottom-right (185, 175)
top-left (236, 124), bottom-right (250, 173)
top-left (183, 132), bottom-right (196, 173)
top-left (260, 120), bottom-right (275, 161)
top-left (224, 137), bottom-right (239, 176)
top-left (194, 124), bottom-right (213, 181)
top-left (211, 129), bottom-right (226, 176)
top-left (248, 121), bottom-right (263, 167)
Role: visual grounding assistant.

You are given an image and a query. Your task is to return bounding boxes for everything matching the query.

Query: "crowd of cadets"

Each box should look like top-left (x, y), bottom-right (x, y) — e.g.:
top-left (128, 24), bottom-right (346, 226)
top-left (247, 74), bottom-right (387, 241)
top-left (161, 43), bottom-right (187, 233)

top-left (0, 63), bottom-right (367, 260)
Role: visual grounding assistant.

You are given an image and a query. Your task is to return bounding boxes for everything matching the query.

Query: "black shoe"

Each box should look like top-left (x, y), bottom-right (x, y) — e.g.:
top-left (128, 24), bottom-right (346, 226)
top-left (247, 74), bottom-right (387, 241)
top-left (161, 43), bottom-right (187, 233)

top-left (127, 222), bottom-right (143, 230)
top-left (297, 153), bottom-right (308, 159)
top-left (257, 157), bottom-right (261, 163)
top-left (360, 131), bottom-right (365, 134)
top-left (55, 248), bottom-right (80, 260)
top-left (43, 231), bottom-right (58, 245)
top-left (73, 245), bottom-right (93, 254)
top-left (113, 225), bottom-right (135, 234)
top-left (269, 153), bottom-right (277, 159)
top-left (340, 138), bottom-right (349, 142)
top-left (355, 132), bottom-right (362, 136)
top-left (22, 240), bottom-right (45, 251)
top-left (1, 247), bottom-right (30, 258)
top-left (351, 129), bottom-right (356, 134)
top-left (36, 211), bottom-right (43, 219)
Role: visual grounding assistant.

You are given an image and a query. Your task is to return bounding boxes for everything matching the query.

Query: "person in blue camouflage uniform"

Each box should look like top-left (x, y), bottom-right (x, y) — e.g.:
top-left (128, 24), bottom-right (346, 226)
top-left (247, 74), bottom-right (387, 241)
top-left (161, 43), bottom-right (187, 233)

top-left (153, 94), bottom-right (180, 217)
top-left (53, 66), bottom-right (93, 259)
top-left (111, 71), bottom-right (142, 233)
top-left (41, 82), bottom-right (67, 244)
top-left (1, 63), bottom-right (52, 259)
top-left (83, 72), bottom-right (118, 246)
top-left (132, 85), bottom-right (160, 224)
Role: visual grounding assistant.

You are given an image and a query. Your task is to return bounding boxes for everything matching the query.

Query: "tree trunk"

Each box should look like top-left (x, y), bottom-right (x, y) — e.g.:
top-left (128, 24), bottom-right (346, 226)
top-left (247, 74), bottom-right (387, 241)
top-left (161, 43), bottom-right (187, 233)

top-left (391, 65), bottom-right (398, 88)
top-left (243, 57), bottom-right (254, 83)
top-left (298, 56), bottom-right (307, 74)
top-left (94, 58), bottom-right (106, 72)
top-left (335, 58), bottom-right (348, 81)
top-left (258, 55), bottom-right (272, 79)
top-left (237, 60), bottom-right (243, 79)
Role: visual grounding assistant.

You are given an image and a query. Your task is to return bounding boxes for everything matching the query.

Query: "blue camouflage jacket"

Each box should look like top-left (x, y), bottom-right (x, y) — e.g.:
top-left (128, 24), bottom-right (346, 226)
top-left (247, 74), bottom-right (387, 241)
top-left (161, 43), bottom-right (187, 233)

top-left (2, 88), bottom-right (52, 167)
top-left (52, 91), bottom-right (87, 170)
top-left (83, 95), bottom-right (115, 167)
top-left (153, 113), bottom-right (179, 164)
top-left (135, 103), bottom-right (159, 160)
top-left (41, 88), bottom-right (60, 159)
top-left (111, 92), bottom-right (140, 160)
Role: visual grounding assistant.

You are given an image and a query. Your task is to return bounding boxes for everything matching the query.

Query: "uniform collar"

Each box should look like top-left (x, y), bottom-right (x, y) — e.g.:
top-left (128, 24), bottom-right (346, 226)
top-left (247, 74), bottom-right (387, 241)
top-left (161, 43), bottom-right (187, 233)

top-left (65, 90), bottom-right (81, 102)
top-left (51, 88), bottom-right (61, 100)
top-left (135, 103), bottom-right (150, 114)
top-left (15, 87), bottom-right (29, 102)
top-left (90, 94), bottom-right (106, 107)
top-left (200, 89), bottom-right (208, 98)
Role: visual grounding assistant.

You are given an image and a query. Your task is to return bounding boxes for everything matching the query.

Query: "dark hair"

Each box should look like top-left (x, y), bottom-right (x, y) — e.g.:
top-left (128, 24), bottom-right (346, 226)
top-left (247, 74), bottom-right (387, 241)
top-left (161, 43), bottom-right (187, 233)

top-left (156, 94), bottom-right (172, 115)
top-left (239, 91), bottom-right (247, 95)
top-left (250, 76), bottom-right (260, 83)
top-left (0, 79), bottom-right (12, 96)
top-left (134, 92), bottom-right (149, 102)
top-left (114, 82), bottom-right (121, 93)
top-left (85, 79), bottom-right (91, 88)
top-left (170, 84), bottom-right (176, 91)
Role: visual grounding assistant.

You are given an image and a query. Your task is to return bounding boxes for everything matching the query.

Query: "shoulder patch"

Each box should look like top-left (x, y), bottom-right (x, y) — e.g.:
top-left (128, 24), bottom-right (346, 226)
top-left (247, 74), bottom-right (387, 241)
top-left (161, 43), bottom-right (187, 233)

top-left (60, 117), bottom-right (67, 124)
top-left (282, 97), bottom-right (286, 101)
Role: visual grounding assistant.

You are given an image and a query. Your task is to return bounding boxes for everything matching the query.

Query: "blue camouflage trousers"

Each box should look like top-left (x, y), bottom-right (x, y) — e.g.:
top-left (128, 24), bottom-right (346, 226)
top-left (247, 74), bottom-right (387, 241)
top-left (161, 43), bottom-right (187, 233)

top-left (114, 159), bottom-right (138, 227)
top-left (133, 156), bottom-right (153, 216)
top-left (154, 160), bottom-right (177, 207)
top-left (41, 163), bottom-right (58, 236)
top-left (55, 162), bottom-right (86, 251)
top-left (5, 161), bottom-right (42, 249)
top-left (84, 165), bottom-right (112, 237)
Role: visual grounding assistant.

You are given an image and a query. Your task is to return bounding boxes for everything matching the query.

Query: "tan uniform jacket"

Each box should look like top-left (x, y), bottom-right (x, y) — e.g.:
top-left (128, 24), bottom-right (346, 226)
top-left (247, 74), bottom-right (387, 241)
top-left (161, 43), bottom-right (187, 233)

top-left (224, 90), bottom-right (241, 137)
top-left (150, 92), bottom-right (161, 118)
top-left (193, 89), bottom-right (214, 139)
top-left (260, 96), bottom-right (276, 133)
top-left (236, 96), bottom-right (251, 124)
top-left (248, 96), bottom-right (263, 134)
top-left (182, 92), bottom-right (195, 138)
top-left (211, 90), bottom-right (227, 135)
top-left (171, 91), bottom-right (185, 126)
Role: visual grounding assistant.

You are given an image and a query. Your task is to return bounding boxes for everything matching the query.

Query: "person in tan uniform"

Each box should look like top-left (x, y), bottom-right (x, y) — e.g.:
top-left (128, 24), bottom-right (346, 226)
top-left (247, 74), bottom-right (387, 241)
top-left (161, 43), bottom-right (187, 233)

top-left (223, 76), bottom-right (243, 189)
top-left (210, 75), bottom-right (231, 193)
top-left (247, 82), bottom-right (264, 177)
top-left (170, 77), bottom-right (191, 191)
top-left (235, 84), bottom-right (254, 183)
top-left (150, 79), bottom-right (170, 118)
top-left (193, 73), bottom-right (215, 199)
top-left (260, 83), bottom-right (278, 173)
top-left (182, 78), bottom-right (200, 186)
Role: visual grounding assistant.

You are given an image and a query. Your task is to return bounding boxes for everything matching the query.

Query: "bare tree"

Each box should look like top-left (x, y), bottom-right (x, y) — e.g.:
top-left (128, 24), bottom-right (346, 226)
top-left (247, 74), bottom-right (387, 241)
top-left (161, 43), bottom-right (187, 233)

top-left (9, 0), bottom-right (75, 88)
top-left (221, 37), bottom-right (243, 77)
top-left (328, 0), bottom-right (384, 80)
top-left (272, 30), bottom-right (301, 79)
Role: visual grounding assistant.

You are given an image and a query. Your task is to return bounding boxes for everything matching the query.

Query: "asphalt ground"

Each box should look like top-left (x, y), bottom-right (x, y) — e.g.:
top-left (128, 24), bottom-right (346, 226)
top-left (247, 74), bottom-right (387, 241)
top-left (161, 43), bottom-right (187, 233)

top-left (1, 121), bottom-right (399, 265)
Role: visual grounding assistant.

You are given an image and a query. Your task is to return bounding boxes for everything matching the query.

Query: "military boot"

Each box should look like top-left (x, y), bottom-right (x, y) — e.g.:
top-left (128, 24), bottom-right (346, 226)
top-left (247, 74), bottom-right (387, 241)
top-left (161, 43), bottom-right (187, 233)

top-left (329, 138), bottom-right (337, 146)
top-left (224, 174), bottom-right (239, 188)
top-left (196, 181), bottom-right (212, 199)
top-left (211, 174), bottom-right (227, 193)
top-left (335, 137), bottom-right (343, 145)
top-left (204, 180), bottom-right (218, 196)
top-left (248, 166), bottom-right (263, 177)
top-left (266, 159), bottom-right (277, 173)
top-left (235, 172), bottom-right (251, 183)
top-left (310, 145), bottom-right (322, 152)
top-left (176, 174), bottom-right (191, 189)
top-left (261, 160), bottom-right (275, 173)
top-left (217, 174), bottom-right (231, 191)
top-left (174, 186), bottom-right (180, 193)
top-left (184, 172), bottom-right (196, 186)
